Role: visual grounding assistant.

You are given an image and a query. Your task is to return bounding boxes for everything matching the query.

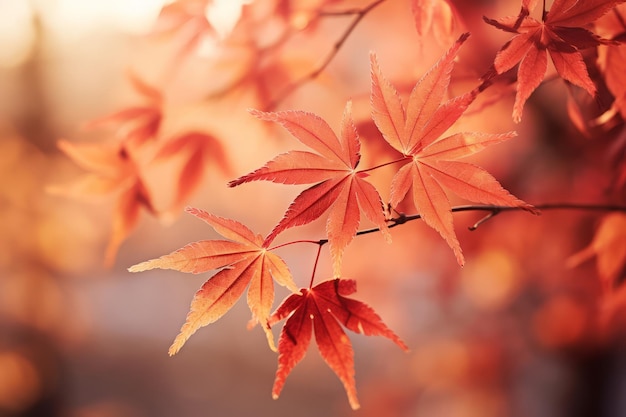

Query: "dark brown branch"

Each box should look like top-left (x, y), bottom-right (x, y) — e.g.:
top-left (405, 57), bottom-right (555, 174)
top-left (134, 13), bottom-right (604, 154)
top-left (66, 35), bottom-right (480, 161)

top-left (317, 203), bottom-right (626, 245)
top-left (469, 209), bottom-right (501, 231)
top-left (264, 0), bottom-right (387, 110)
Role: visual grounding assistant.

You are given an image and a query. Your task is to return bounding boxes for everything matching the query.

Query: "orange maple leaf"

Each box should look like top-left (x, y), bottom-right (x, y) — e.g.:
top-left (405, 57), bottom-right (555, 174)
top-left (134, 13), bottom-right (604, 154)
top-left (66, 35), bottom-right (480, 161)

top-left (567, 212), bottom-right (626, 295)
top-left (150, 0), bottom-right (215, 60)
top-left (411, 0), bottom-right (462, 47)
top-left (567, 213), bottom-right (626, 328)
top-left (51, 139), bottom-right (153, 266)
top-left (86, 73), bottom-right (162, 148)
top-left (128, 207), bottom-right (297, 354)
top-left (371, 33), bottom-right (532, 266)
top-left (229, 103), bottom-right (391, 276)
top-left (154, 131), bottom-right (232, 214)
top-left (484, 0), bottom-right (625, 122)
top-left (269, 278), bottom-right (408, 410)
top-left (596, 4), bottom-right (626, 119)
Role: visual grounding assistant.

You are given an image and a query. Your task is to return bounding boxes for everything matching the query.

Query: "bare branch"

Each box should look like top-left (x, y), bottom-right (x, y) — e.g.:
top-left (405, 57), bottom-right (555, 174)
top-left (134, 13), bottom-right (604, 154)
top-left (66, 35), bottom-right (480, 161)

top-left (264, 0), bottom-right (387, 110)
top-left (314, 203), bottom-right (626, 245)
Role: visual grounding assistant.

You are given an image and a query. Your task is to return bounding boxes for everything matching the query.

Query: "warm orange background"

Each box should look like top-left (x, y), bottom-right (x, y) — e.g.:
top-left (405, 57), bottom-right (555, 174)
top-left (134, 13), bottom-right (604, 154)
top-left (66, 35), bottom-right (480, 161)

top-left (1, 1), bottom-right (625, 416)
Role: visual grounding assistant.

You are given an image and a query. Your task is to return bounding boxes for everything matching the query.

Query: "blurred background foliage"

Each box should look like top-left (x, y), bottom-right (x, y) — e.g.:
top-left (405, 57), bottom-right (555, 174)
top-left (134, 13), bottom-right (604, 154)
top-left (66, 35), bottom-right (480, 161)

top-left (1, 0), bottom-right (626, 416)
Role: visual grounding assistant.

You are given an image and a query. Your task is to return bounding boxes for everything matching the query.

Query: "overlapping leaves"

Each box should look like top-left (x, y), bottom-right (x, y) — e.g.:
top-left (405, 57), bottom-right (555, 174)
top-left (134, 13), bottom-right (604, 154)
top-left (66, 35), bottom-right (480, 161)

top-left (484, 0), bottom-right (626, 122)
top-left (127, 209), bottom-right (407, 409)
top-left (229, 103), bottom-right (390, 276)
top-left (51, 140), bottom-right (154, 266)
top-left (371, 32), bottom-right (533, 265)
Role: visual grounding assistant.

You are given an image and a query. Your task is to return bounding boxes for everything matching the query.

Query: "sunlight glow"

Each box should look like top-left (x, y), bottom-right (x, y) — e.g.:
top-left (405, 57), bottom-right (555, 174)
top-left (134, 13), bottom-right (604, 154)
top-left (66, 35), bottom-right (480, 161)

top-left (34, 0), bottom-right (169, 40)
top-left (0, 1), bottom-right (35, 67)
top-left (206, 0), bottom-right (252, 39)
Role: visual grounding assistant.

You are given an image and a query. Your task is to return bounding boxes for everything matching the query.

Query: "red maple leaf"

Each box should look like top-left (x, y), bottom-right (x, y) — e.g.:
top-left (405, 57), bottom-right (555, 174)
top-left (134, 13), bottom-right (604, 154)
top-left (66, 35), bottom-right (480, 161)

top-left (370, 33), bottom-right (533, 265)
top-left (128, 207), bottom-right (297, 354)
top-left (51, 139), bottom-right (154, 266)
top-left (269, 278), bottom-right (408, 410)
top-left (484, 0), bottom-right (625, 122)
top-left (228, 103), bottom-right (391, 276)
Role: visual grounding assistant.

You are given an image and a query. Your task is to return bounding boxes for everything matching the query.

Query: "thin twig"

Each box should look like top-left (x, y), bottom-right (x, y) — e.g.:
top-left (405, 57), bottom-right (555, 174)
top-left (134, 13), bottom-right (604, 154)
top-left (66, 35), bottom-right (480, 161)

top-left (265, 0), bottom-right (387, 110)
top-left (314, 203), bottom-right (626, 246)
top-left (469, 209), bottom-right (501, 231)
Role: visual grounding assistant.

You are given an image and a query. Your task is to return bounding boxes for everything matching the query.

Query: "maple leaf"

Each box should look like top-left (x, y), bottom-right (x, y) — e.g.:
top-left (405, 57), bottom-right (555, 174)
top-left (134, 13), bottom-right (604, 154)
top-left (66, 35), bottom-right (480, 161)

top-left (154, 131), bottom-right (232, 214)
top-left (370, 33), bottom-right (532, 265)
top-left (86, 73), bottom-right (162, 147)
top-left (150, 0), bottom-right (215, 60)
top-left (228, 102), bottom-right (391, 276)
top-left (411, 0), bottom-right (461, 47)
top-left (128, 207), bottom-right (297, 354)
top-left (596, 4), bottom-right (626, 119)
top-left (51, 139), bottom-right (154, 266)
top-left (484, 0), bottom-right (626, 122)
top-left (567, 213), bottom-right (626, 294)
top-left (269, 278), bottom-right (408, 410)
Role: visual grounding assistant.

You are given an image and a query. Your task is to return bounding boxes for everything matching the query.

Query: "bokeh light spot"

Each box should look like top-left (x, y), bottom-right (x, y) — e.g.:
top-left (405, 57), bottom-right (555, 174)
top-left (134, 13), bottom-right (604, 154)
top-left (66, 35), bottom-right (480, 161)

top-left (461, 250), bottom-right (519, 310)
top-left (0, 351), bottom-right (42, 413)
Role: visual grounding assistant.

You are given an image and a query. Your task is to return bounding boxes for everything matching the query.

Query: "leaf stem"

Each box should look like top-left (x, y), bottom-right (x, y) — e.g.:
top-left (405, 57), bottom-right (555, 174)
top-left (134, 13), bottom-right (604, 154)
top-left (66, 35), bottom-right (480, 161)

top-left (268, 239), bottom-right (321, 251)
top-left (310, 243), bottom-right (323, 288)
top-left (265, 0), bottom-right (387, 110)
top-left (358, 157), bottom-right (411, 174)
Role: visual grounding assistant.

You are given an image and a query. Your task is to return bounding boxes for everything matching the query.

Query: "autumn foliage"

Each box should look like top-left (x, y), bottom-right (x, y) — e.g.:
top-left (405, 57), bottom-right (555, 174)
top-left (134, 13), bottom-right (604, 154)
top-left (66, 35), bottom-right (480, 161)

top-left (49, 0), bottom-right (626, 412)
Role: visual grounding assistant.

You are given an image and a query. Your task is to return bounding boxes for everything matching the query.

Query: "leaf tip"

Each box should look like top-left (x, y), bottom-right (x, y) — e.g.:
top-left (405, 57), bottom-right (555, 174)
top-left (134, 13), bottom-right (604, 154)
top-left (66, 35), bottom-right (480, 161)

top-left (348, 396), bottom-right (361, 410)
top-left (127, 261), bottom-right (151, 273)
top-left (168, 336), bottom-right (185, 356)
top-left (258, 319), bottom-right (278, 352)
top-left (249, 107), bottom-right (272, 120)
top-left (525, 204), bottom-right (541, 216)
top-left (382, 227), bottom-right (392, 244)
top-left (458, 31), bottom-right (471, 44)
top-left (227, 177), bottom-right (242, 188)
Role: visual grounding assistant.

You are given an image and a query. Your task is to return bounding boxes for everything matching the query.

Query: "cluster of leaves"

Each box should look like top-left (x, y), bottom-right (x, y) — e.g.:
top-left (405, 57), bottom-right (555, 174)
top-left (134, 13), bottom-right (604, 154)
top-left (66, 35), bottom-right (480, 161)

top-left (56, 0), bottom-right (626, 410)
top-left (51, 74), bottom-right (230, 265)
top-left (51, 0), bottom-right (342, 266)
top-left (129, 31), bottom-right (535, 408)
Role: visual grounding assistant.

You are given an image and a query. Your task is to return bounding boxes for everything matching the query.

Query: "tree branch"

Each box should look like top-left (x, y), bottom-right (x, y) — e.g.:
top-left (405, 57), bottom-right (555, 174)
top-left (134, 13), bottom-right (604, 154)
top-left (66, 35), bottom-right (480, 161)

top-left (316, 202), bottom-right (626, 245)
top-left (264, 0), bottom-right (387, 110)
